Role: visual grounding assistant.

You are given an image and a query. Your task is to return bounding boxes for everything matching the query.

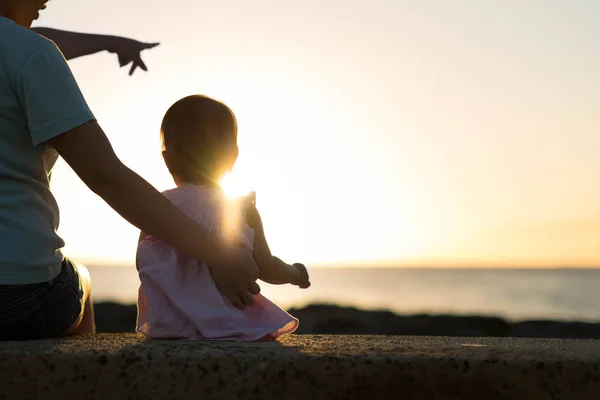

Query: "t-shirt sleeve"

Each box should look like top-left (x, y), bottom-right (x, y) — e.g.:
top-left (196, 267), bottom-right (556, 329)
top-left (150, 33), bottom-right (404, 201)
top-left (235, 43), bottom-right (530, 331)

top-left (15, 41), bottom-right (95, 146)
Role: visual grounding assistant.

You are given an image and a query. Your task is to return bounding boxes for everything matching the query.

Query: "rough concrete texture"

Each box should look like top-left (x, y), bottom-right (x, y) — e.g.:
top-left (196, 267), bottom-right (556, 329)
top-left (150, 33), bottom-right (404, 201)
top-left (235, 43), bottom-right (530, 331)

top-left (0, 334), bottom-right (599, 400)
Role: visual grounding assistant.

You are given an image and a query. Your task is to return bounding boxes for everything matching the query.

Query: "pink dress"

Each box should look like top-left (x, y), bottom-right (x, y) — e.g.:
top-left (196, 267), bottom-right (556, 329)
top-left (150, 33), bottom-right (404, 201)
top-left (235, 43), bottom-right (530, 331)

top-left (136, 185), bottom-right (298, 341)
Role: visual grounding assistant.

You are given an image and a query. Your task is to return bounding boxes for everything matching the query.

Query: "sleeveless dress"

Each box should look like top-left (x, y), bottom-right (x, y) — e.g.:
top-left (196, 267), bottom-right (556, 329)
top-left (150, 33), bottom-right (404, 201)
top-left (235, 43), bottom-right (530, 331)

top-left (136, 185), bottom-right (298, 341)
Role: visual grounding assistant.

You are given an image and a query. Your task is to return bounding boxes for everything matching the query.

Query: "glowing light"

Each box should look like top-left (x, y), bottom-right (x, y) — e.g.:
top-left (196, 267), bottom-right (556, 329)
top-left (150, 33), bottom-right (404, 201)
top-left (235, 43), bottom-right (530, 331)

top-left (219, 173), bottom-right (240, 198)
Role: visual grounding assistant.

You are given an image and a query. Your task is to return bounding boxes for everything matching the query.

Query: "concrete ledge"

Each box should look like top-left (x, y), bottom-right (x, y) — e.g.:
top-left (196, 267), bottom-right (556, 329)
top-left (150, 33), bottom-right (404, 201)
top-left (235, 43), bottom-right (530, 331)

top-left (1, 334), bottom-right (599, 399)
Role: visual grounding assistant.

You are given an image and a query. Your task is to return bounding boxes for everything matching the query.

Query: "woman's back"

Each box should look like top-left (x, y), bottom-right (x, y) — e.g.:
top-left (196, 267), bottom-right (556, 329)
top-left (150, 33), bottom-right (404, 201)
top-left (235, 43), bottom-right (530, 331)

top-left (0, 17), bottom-right (92, 284)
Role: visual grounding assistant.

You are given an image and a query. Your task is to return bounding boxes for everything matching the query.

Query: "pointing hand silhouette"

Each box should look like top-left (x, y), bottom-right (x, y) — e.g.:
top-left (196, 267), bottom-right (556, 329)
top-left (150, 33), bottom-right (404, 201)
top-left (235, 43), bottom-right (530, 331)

top-left (109, 40), bottom-right (160, 76)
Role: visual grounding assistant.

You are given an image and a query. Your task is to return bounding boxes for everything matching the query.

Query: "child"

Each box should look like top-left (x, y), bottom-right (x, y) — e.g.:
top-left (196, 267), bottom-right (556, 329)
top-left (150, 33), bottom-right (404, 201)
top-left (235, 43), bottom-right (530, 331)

top-left (136, 95), bottom-right (310, 341)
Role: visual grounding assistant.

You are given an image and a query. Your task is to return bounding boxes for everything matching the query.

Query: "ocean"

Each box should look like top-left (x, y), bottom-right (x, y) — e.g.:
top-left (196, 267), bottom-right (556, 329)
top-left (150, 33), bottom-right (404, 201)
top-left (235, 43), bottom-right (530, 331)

top-left (88, 266), bottom-right (600, 322)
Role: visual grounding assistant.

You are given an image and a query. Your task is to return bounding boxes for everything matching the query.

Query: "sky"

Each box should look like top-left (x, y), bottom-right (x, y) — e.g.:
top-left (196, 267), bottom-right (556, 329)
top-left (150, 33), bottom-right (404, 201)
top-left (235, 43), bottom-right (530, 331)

top-left (35, 0), bottom-right (600, 267)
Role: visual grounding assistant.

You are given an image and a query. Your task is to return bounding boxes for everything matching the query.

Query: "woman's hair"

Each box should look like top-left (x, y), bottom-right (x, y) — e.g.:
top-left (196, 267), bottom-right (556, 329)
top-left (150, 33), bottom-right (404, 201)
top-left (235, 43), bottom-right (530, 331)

top-left (160, 95), bottom-right (238, 184)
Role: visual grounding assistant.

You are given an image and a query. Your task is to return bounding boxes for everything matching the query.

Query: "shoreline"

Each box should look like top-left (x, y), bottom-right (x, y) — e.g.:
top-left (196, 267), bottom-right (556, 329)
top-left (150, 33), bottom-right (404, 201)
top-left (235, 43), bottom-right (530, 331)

top-left (95, 302), bottom-right (600, 339)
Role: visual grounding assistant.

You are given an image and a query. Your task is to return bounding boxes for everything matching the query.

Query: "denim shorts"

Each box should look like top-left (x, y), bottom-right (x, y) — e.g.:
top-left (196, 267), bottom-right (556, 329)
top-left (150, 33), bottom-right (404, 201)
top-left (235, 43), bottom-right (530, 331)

top-left (0, 259), bottom-right (84, 341)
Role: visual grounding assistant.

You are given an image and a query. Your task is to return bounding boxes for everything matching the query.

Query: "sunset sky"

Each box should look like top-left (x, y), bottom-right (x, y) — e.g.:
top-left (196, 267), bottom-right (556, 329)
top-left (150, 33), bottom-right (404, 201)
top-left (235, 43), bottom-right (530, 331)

top-left (37, 0), bottom-right (600, 267)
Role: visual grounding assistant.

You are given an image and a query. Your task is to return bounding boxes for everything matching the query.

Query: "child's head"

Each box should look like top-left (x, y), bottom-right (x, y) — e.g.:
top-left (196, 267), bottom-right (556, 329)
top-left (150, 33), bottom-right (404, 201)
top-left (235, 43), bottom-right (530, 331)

top-left (160, 95), bottom-right (238, 186)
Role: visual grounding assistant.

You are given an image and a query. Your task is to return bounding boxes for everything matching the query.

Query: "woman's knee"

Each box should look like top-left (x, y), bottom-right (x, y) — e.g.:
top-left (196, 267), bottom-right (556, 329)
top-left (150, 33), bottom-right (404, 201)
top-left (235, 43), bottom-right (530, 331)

top-left (64, 263), bottom-right (96, 335)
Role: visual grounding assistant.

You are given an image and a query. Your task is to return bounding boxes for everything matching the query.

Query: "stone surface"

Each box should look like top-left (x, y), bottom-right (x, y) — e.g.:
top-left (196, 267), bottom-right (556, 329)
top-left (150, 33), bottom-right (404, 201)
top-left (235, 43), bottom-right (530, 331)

top-left (1, 334), bottom-right (600, 399)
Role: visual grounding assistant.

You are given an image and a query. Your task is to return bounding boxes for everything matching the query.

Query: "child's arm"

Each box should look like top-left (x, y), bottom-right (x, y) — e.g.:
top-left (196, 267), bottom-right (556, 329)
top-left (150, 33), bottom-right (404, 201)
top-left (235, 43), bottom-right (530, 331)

top-left (246, 206), bottom-right (310, 287)
top-left (31, 27), bottom-right (159, 76)
top-left (247, 208), bottom-right (276, 279)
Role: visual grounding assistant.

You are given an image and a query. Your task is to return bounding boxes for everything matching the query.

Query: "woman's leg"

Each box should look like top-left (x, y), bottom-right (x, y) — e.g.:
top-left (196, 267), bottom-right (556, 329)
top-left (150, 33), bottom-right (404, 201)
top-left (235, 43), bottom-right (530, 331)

top-left (0, 260), bottom-right (96, 340)
top-left (65, 264), bottom-right (96, 335)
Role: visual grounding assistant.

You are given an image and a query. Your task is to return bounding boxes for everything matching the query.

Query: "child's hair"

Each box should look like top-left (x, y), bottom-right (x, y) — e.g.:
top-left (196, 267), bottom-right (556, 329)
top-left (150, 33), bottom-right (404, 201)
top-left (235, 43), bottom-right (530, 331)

top-left (160, 95), bottom-right (238, 185)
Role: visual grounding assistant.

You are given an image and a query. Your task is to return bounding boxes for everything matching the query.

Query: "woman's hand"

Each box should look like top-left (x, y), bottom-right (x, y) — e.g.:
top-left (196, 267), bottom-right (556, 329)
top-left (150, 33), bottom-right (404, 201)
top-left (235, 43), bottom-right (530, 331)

top-left (208, 245), bottom-right (261, 310)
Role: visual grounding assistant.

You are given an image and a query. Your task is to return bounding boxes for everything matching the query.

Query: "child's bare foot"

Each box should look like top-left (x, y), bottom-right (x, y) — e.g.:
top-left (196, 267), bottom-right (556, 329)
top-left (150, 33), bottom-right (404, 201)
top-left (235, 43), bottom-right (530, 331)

top-left (292, 263), bottom-right (311, 289)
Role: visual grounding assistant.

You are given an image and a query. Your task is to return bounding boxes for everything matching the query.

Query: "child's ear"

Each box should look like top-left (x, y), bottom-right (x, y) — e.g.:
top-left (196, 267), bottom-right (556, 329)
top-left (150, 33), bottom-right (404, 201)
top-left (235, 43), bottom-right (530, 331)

top-left (162, 150), bottom-right (177, 176)
top-left (162, 150), bottom-right (174, 170)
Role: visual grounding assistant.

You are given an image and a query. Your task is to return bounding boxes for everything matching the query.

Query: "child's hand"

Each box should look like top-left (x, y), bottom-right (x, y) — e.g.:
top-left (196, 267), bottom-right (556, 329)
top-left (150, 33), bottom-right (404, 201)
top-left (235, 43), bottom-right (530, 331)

top-left (246, 191), bottom-right (256, 206)
top-left (245, 206), bottom-right (261, 230)
top-left (293, 263), bottom-right (311, 289)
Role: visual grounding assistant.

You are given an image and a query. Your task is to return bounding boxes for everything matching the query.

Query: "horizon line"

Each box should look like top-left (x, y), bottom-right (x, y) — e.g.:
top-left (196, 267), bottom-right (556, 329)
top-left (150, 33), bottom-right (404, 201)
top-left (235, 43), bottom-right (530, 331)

top-left (78, 258), bottom-right (600, 270)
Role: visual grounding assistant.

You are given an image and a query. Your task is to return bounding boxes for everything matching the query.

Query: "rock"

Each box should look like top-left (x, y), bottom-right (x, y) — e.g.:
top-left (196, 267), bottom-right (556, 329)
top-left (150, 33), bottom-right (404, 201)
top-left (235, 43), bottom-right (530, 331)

top-left (511, 320), bottom-right (600, 339)
top-left (288, 304), bottom-right (511, 337)
top-left (4, 334), bottom-right (600, 400)
top-left (93, 302), bottom-right (600, 339)
top-left (95, 302), bottom-right (137, 333)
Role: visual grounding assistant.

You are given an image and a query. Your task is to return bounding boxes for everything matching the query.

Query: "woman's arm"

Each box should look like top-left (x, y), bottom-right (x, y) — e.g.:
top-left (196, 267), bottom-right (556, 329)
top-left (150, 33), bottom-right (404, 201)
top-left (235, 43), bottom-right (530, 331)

top-left (31, 27), bottom-right (159, 75)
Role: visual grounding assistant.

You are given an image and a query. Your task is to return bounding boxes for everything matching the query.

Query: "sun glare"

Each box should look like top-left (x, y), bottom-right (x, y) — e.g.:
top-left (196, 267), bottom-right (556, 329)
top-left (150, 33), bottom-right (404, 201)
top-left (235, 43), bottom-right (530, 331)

top-left (219, 173), bottom-right (244, 198)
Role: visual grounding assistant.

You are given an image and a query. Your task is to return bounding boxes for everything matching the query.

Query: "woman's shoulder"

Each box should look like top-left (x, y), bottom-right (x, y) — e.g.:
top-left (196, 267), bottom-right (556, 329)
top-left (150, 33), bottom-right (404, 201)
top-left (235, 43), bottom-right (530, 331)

top-left (0, 21), bottom-right (60, 72)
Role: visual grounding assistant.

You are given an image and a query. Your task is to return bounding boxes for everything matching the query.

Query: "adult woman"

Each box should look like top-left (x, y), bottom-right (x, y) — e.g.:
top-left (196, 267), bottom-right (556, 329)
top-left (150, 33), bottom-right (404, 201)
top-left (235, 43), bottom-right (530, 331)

top-left (0, 0), bottom-right (260, 340)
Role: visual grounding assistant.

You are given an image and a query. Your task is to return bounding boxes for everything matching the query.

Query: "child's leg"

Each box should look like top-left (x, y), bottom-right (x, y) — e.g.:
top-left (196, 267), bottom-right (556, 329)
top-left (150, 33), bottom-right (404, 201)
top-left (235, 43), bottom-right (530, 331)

top-left (65, 265), bottom-right (96, 335)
